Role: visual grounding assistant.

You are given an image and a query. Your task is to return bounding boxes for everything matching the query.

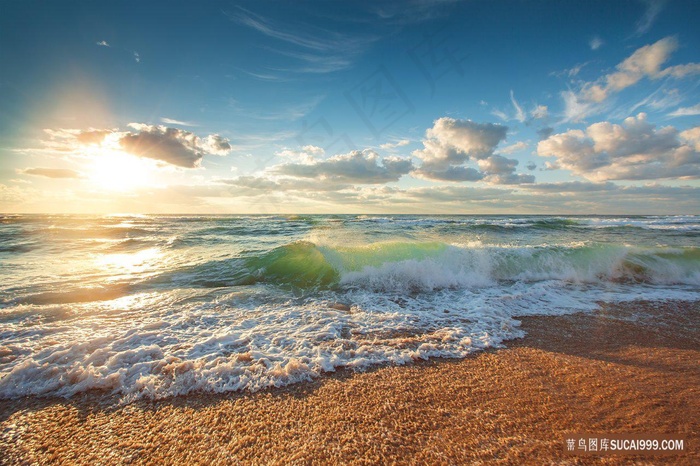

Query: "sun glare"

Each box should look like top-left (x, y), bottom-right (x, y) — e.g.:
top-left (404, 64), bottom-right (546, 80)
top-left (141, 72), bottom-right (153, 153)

top-left (87, 148), bottom-right (155, 191)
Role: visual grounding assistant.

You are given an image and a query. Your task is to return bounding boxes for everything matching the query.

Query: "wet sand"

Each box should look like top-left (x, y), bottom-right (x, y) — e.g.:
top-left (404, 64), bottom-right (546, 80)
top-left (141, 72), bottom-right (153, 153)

top-left (1, 300), bottom-right (698, 465)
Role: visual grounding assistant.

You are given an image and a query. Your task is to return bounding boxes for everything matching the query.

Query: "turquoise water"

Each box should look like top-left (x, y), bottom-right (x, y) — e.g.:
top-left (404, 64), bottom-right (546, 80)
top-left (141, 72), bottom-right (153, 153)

top-left (1, 214), bottom-right (699, 399)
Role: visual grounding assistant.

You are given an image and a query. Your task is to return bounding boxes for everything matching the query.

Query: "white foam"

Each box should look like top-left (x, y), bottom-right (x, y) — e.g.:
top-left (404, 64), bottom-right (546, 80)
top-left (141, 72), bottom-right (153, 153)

top-left (1, 280), bottom-right (698, 401)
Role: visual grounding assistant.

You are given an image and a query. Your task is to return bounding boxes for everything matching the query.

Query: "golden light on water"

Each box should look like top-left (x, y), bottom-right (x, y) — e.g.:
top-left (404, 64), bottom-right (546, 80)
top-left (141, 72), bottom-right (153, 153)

top-left (95, 247), bottom-right (161, 278)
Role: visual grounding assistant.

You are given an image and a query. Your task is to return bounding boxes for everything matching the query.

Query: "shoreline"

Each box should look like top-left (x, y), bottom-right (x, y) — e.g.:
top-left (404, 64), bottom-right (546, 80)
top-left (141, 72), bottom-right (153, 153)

top-left (1, 299), bottom-right (698, 464)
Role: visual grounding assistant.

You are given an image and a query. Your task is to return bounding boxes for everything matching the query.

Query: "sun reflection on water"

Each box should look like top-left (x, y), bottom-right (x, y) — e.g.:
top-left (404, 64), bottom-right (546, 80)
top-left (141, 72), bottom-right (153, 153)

top-left (95, 247), bottom-right (161, 279)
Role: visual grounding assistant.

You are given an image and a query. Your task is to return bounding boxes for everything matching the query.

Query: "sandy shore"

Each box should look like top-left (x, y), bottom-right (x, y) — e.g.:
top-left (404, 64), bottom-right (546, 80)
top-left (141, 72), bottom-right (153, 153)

top-left (1, 300), bottom-right (698, 465)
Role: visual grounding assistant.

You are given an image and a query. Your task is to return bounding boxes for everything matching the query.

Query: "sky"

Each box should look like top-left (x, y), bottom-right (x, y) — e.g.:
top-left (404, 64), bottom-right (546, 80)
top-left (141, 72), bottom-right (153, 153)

top-left (1, 0), bottom-right (699, 214)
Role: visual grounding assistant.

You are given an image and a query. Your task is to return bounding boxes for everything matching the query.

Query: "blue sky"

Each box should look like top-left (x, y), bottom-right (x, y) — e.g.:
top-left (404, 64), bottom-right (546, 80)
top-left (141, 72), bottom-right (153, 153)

top-left (1, 0), bottom-right (699, 214)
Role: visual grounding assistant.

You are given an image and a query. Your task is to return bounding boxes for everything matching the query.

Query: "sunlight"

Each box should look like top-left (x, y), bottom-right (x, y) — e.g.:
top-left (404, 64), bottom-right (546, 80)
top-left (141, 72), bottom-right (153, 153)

top-left (95, 247), bottom-right (161, 279)
top-left (86, 146), bottom-right (156, 191)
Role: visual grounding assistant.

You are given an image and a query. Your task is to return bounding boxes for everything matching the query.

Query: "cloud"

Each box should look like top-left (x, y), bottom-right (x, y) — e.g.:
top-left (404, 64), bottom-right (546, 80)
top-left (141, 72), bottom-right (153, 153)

top-left (372, 0), bottom-right (460, 26)
top-left (96, 40), bottom-right (110, 47)
top-left (668, 103), bottom-right (700, 117)
top-left (635, 0), bottom-right (666, 35)
top-left (221, 175), bottom-right (353, 192)
top-left (275, 145), bottom-right (325, 163)
top-left (537, 127), bottom-right (554, 140)
top-left (581, 37), bottom-right (679, 103)
top-left (490, 109), bottom-right (509, 122)
top-left (563, 37), bottom-right (700, 122)
top-left (499, 141), bottom-right (528, 155)
top-left (491, 92), bottom-right (536, 123)
top-left (20, 168), bottom-right (83, 179)
top-left (483, 173), bottom-right (535, 185)
top-left (531, 105), bottom-right (548, 119)
top-left (589, 36), bottom-right (604, 50)
top-left (119, 124), bottom-right (232, 168)
top-left (75, 129), bottom-right (111, 145)
top-left (201, 135), bottom-right (232, 156)
top-left (681, 127), bottom-right (700, 151)
top-left (414, 117), bottom-right (508, 166)
top-left (160, 117), bottom-right (197, 127)
top-left (412, 165), bottom-right (484, 182)
top-left (273, 149), bottom-right (413, 184)
top-left (526, 162), bottom-right (537, 171)
top-left (537, 113), bottom-right (700, 181)
top-left (227, 7), bottom-right (375, 74)
top-left (525, 181), bottom-right (618, 193)
top-left (551, 62), bottom-right (589, 78)
top-left (380, 139), bottom-right (411, 150)
top-left (413, 118), bottom-right (533, 184)
top-left (510, 90), bottom-right (526, 123)
top-left (133, 52), bottom-right (141, 63)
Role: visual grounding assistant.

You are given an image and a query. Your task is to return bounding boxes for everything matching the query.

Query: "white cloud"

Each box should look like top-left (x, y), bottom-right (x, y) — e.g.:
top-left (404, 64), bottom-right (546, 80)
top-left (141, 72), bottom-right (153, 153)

top-left (133, 52), bottom-right (141, 63)
top-left (160, 117), bottom-right (197, 127)
top-left (681, 127), bottom-right (700, 151)
top-left (380, 139), bottom-right (410, 150)
top-left (227, 7), bottom-right (375, 74)
top-left (510, 90), bottom-right (526, 122)
top-left (275, 145), bottom-right (325, 163)
top-left (96, 40), bottom-right (110, 47)
top-left (589, 36), bottom-right (604, 50)
top-left (499, 141), bottom-right (528, 155)
top-left (490, 109), bottom-right (509, 122)
top-left (581, 37), bottom-right (678, 103)
top-left (414, 117), bottom-right (508, 166)
top-left (201, 135), bottom-right (233, 156)
top-left (550, 62), bottom-right (591, 79)
top-left (537, 113), bottom-right (700, 181)
top-left (492, 92), bottom-right (529, 123)
top-left (563, 37), bottom-right (700, 122)
top-left (531, 105), bottom-right (548, 119)
top-left (668, 103), bottom-right (700, 117)
top-left (635, 0), bottom-right (666, 36)
top-left (413, 118), bottom-right (533, 184)
top-left (561, 90), bottom-right (600, 123)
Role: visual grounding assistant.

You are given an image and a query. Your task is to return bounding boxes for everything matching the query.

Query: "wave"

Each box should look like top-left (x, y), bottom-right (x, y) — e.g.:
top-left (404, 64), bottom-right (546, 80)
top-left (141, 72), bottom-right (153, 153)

top-left (160, 240), bottom-right (700, 292)
top-left (331, 241), bottom-right (700, 291)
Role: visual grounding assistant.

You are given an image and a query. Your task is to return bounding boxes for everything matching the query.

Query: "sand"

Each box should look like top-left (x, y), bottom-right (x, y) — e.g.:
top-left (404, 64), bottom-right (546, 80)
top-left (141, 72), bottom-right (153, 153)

top-left (1, 300), bottom-right (698, 465)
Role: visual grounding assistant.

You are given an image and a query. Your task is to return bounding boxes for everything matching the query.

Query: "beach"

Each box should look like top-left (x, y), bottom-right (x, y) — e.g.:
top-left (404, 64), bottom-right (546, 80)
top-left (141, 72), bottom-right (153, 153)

top-left (2, 299), bottom-right (697, 465)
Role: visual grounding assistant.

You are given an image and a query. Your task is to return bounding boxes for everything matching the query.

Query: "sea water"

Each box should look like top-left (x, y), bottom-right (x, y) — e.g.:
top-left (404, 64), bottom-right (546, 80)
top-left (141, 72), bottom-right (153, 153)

top-left (1, 214), bottom-right (698, 400)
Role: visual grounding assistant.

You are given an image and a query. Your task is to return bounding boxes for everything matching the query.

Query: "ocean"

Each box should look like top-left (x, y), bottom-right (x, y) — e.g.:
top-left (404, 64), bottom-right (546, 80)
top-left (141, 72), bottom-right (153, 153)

top-left (1, 214), bottom-right (699, 400)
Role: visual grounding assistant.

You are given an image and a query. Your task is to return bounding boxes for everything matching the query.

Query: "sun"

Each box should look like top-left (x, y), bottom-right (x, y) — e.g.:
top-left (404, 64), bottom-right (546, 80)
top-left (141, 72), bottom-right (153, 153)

top-left (86, 147), bottom-right (156, 191)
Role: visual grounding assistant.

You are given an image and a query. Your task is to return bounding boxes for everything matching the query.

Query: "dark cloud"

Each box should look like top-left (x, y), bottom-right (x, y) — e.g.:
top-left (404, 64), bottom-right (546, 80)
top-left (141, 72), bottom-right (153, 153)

top-left (119, 124), bottom-right (231, 168)
top-left (485, 173), bottom-right (535, 185)
top-left (274, 149), bottom-right (413, 184)
top-left (536, 127), bottom-right (554, 140)
top-left (524, 181), bottom-right (618, 193)
top-left (413, 164), bottom-right (484, 182)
